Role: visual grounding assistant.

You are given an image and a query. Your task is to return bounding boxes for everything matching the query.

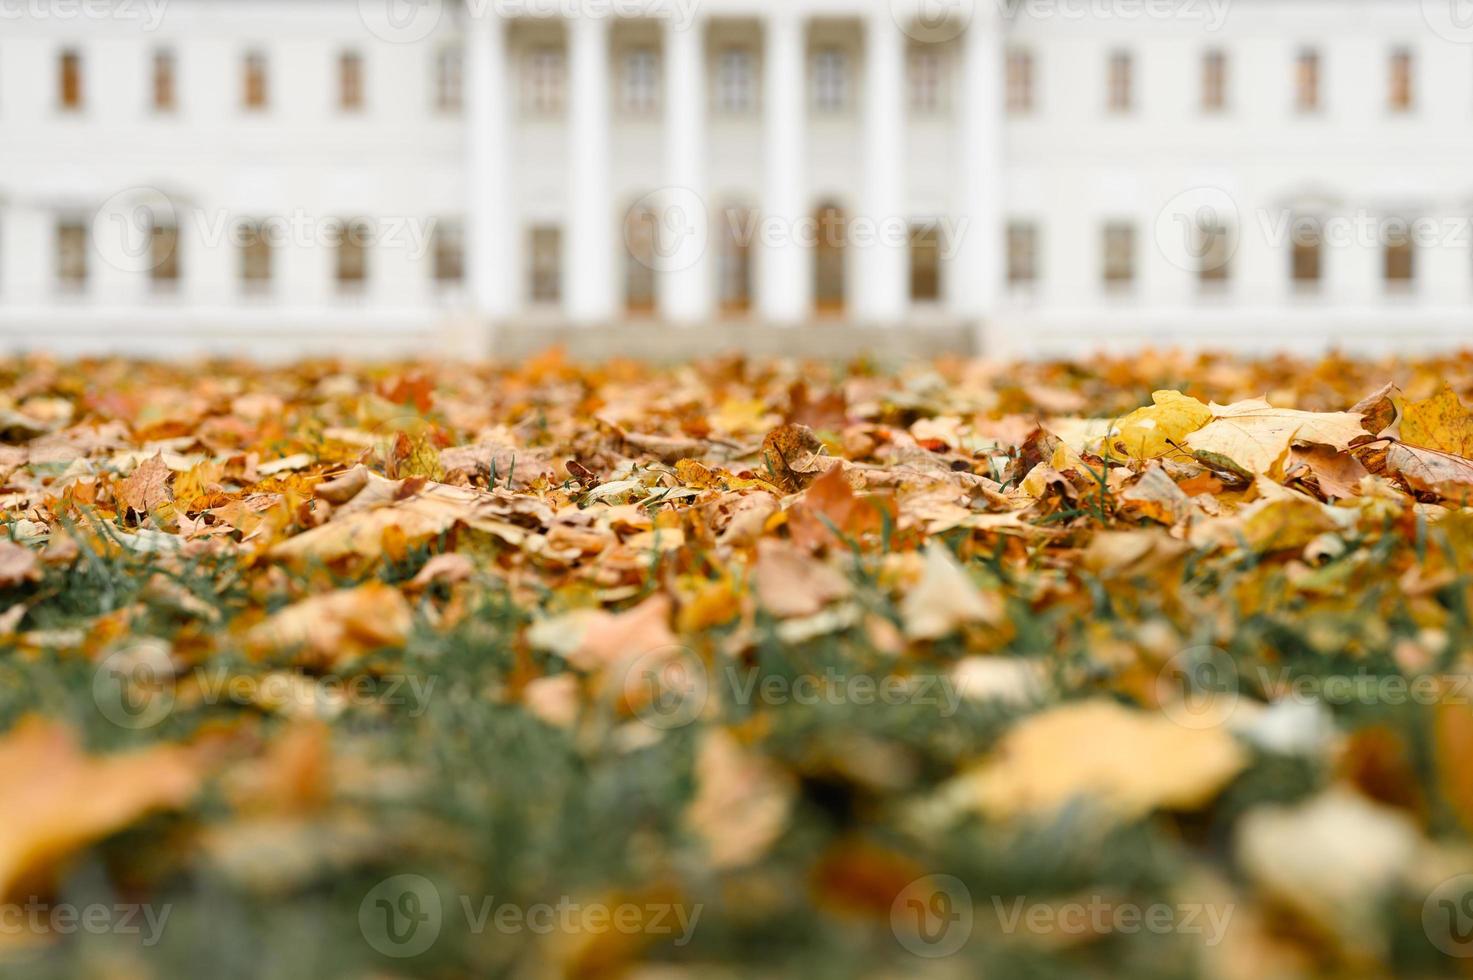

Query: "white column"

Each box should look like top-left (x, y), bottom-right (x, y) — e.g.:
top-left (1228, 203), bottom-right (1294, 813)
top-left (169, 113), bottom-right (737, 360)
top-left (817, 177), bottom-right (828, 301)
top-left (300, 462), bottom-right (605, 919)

top-left (956, 7), bottom-right (1002, 323)
top-left (468, 8), bottom-right (514, 320)
top-left (760, 10), bottom-right (809, 325)
top-left (660, 13), bottom-right (711, 324)
top-left (566, 12), bottom-right (616, 324)
top-left (1, 202), bottom-right (48, 307)
top-left (859, 12), bottom-right (908, 325)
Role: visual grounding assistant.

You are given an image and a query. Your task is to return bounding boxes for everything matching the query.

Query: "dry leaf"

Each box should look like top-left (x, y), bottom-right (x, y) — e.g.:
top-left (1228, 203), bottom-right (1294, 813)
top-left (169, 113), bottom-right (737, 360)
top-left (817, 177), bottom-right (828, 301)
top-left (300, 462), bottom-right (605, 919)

top-left (900, 542), bottom-right (1002, 640)
top-left (246, 582), bottom-right (411, 664)
top-left (1111, 390), bottom-right (1211, 462)
top-left (1185, 400), bottom-right (1366, 478)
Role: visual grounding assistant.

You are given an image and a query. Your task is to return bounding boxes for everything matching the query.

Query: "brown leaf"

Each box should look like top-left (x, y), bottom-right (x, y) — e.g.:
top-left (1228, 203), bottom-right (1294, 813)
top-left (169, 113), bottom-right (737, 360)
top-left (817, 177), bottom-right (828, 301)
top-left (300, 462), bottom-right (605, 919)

top-left (760, 423), bottom-right (832, 494)
top-left (0, 540), bottom-right (40, 588)
top-left (753, 539), bottom-right (852, 619)
top-left (115, 452), bottom-right (173, 515)
top-left (1385, 442), bottom-right (1473, 501)
top-left (245, 582), bottom-right (411, 665)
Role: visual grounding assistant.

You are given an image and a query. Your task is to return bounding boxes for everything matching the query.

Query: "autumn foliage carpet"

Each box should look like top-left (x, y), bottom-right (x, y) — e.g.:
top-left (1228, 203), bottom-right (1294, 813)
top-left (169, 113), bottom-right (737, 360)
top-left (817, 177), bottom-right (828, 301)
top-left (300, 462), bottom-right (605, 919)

top-left (3, 349), bottom-right (1473, 978)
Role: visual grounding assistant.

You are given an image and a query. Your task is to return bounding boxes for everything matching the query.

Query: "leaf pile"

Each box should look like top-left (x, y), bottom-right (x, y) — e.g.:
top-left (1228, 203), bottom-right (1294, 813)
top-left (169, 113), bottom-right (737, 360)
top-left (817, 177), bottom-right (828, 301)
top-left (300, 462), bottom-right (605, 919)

top-left (2, 349), bottom-right (1473, 977)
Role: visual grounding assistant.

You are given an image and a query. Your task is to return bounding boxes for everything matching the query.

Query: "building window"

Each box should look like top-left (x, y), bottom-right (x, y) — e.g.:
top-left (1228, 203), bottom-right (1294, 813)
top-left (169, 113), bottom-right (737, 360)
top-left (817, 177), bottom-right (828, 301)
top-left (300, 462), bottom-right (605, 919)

top-left (718, 206), bottom-right (754, 315)
top-left (813, 203), bottom-right (848, 315)
top-left (1389, 48), bottom-right (1413, 113)
top-left (56, 220), bottom-right (88, 291)
top-left (152, 49), bottom-right (176, 113)
top-left (1296, 48), bottom-right (1320, 113)
top-left (243, 50), bottom-right (269, 111)
top-left (433, 221), bottom-right (464, 285)
top-left (1102, 222), bottom-right (1135, 289)
top-left (59, 50), bottom-right (83, 111)
top-left (335, 219), bottom-right (370, 292)
top-left (150, 221), bottom-right (180, 290)
top-left (624, 205), bottom-right (657, 315)
top-left (1202, 49), bottom-right (1226, 113)
top-left (910, 49), bottom-right (944, 114)
top-left (239, 220), bottom-right (273, 292)
top-left (1290, 216), bottom-right (1322, 290)
top-left (621, 48), bottom-right (660, 115)
top-left (436, 47), bottom-right (463, 112)
top-left (339, 51), bottom-right (365, 112)
top-left (716, 48), bottom-right (756, 114)
top-left (1385, 220), bottom-right (1414, 290)
top-left (813, 48), bottom-right (850, 113)
top-left (1006, 48), bottom-right (1033, 114)
top-left (1196, 213), bottom-right (1232, 287)
top-left (529, 226), bottom-right (561, 304)
top-left (524, 49), bottom-right (566, 115)
top-left (1107, 50), bottom-right (1133, 113)
top-left (1007, 222), bottom-right (1038, 286)
top-left (910, 223), bottom-right (943, 303)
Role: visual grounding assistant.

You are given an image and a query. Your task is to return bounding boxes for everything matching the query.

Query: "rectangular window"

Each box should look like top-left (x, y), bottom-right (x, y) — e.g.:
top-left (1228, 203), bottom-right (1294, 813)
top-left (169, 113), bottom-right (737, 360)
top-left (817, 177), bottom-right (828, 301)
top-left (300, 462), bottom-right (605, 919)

top-left (1385, 220), bottom-right (1415, 289)
top-left (340, 51), bottom-right (365, 112)
top-left (529, 226), bottom-right (561, 304)
top-left (59, 50), bottom-right (83, 111)
top-left (910, 223), bottom-right (942, 303)
top-left (1006, 48), bottom-right (1033, 114)
top-left (1197, 215), bottom-right (1232, 287)
top-left (1291, 217), bottom-right (1322, 289)
top-left (243, 50), bottom-right (269, 111)
top-left (813, 48), bottom-right (850, 113)
top-left (524, 49), bottom-right (566, 115)
top-left (152, 49), bottom-right (176, 112)
top-left (56, 220), bottom-right (87, 290)
top-left (150, 222), bottom-right (180, 289)
top-left (433, 221), bottom-right (464, 284)
top-left (621, 48), bottom-right (660, 114)
top-left (1389, 48), bottom-right (1413, 112)
top-left (715, 48), bottom-right (756, 114)
top-left (335, 218), bottom-right (369, 292)
top-left (910, 49), bottom-right (944, 114)
top-left (239, 220), bottom-right (273, 291)
top-left (1107, 50), bottom-right (1133, 113)
top-left (718, 207), bottom-right (754, 315)
top-left (1007, 222), bottom-right (1038, 286)
top-left (1102, 222), bottom-right (1135, 288)
top-left (436, 47), bottom-right (464, 112)
top-left (1296, 48), bottom-right (1320, 112)
top-left (1202, 49), bottom-right (1226, 112)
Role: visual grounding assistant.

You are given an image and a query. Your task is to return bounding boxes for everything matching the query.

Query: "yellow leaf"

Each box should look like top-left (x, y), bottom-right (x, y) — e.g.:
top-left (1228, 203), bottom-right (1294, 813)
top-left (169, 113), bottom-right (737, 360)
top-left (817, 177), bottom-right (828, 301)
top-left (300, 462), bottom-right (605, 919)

top-left (0, 718), bottom-right (200, 901)
top-left (1184, 399), bottom-right (1366, 477)
top-left (952, 699), bottom-right (1247, 821)
top-left (1111, 390), bottom-right (1212, 462)
top-left (246, 582), bottom-right (411, 665)
top-left (1400, 385), bottom-right (1473, 457)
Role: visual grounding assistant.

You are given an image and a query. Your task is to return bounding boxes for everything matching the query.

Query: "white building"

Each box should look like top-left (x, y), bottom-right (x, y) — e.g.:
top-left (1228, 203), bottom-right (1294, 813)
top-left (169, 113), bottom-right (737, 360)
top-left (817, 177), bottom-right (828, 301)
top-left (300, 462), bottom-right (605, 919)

top-left (1, 0), bottom-right (1471, 359)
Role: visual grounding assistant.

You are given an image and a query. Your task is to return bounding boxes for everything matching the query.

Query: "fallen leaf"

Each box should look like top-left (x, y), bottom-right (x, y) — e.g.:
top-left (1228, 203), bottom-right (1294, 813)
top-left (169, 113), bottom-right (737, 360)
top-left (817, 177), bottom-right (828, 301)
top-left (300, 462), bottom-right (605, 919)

top-left (1111, 390), bottom-right (1211, 462)
top-left (245, 582), bottom-right (411, 664)
top-left (900, 542), bottom-right (1002, 639)
top-left (1185, 400), bottom-right (1366, 478)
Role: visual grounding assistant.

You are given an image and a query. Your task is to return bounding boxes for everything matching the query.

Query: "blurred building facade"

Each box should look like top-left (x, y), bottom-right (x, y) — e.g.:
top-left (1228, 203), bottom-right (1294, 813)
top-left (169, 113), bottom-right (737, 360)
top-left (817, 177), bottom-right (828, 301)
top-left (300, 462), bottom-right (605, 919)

top-left (0, 0), bottom-right (1470, 358)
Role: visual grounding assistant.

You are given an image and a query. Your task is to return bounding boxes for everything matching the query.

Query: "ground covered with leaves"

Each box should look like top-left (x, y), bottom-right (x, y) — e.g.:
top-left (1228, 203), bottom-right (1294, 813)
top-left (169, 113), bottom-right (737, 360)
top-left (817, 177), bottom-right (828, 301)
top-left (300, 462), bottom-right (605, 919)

top-left (4, 350), bottom-right (1473, 978)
